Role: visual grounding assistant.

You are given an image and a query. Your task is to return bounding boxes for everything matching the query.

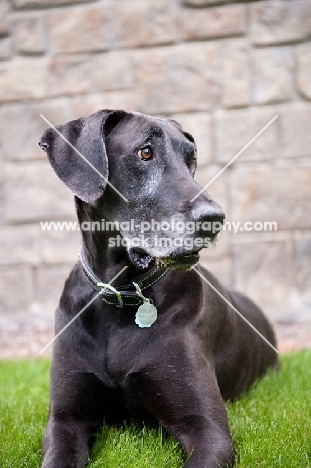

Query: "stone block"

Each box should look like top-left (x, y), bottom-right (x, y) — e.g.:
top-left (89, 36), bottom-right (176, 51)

top-left (0, 154), bottom-right (3, 188)
top-left (250, 0), bottom-right (311, 45)
top-left (0, 0), bottom-right (10, 37)
top-left (230, 164), bottom-right (311, 230)
top-left (169, 112), bottom-right (212, 167)
top-left (232, 236), bottom-right (294, 318)
top-left (49, 6), bottom-right (110, 54)
top-left (71, 92), bottom-right (133, 118)
top-left (214, 108), bottom-right (279, 163)
top-left (13, 12), bottom-right (46, 55)
top-left (0, 98), bottom-right (74, 161)
top-left (221, 39), bottom-right (251, 108)
top-left (113, 0), bottom-right (176, 48)
top-left (199, 256), bottom-right (232, 288)
top-left (40, 229), bottom-right (80, 264)
top-left (0, 149), bottom-right (3, 223)
top-left (253, 47), bottom-right (294, 104)
top-left (0, 318), bottom-right (54, 359)
top-left (182, 4), bottom-right (246, 40)
top-left (93, 51), bottom-right (133, 91)
top-left (0, 59), bottom-right (46, 102)
top-left (0, 265), bottom-right (33, 315)
top-left (134, 43), bottom-right (219, 114)
top-left (297, 42), bottom-right (311, 100)
top-left (0, 148), bottom-right (3, 183)
top-left (0, 225), bottom-right (39, 265)
top-left (294, 233), bottom-right (311, 295)
top-left (3, 161), bottom-right (76, 222)
top-left (194, 164), bottom-right (228, 215)
top-left (0, 38), bottom-right (10, 59)
top-left (182, 0), bottom-right (230, 4)
top-left (279, 103), bottom-right (311, 158)
top-left (47, 56), bottom-right (94, 97)
top-left (33, 264), bottom-right (72, 317)
top-left (13, 0), bottom-right (86, 6)
top-left (291, 230), bottom-right (311, 320)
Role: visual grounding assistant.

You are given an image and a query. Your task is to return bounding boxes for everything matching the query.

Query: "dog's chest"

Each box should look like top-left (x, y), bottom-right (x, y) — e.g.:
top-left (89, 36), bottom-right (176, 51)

top-left (104, 324), bottom-right (158, 384)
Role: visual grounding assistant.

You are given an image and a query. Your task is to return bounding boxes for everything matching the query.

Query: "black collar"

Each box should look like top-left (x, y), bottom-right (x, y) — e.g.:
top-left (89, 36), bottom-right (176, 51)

top-left (79, 250), bottom-right (168, 308)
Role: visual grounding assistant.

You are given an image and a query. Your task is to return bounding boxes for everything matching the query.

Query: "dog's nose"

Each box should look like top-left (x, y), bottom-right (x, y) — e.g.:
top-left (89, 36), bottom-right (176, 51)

top-left (192, 202), bottom-right (225, 238)
top-left (192, 200), bottom-right (225, 223)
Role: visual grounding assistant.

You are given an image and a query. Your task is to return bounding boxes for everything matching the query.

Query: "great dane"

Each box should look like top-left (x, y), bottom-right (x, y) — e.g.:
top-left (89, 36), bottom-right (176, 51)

top-left (38, 109), bottom-right (278, 467)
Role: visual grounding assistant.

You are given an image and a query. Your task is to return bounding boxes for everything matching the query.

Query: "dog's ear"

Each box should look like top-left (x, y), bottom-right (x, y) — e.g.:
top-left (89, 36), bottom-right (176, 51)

top-left (169, 119), bottom-right (196, 145)
top-left (38, 109), bottom-right (127, 203)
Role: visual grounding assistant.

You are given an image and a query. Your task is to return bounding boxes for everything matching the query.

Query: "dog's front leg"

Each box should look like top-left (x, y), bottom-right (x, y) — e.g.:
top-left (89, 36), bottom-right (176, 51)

top-left (41, 366), bottom-right (113, 468)
top-left (165, 397), bottom-right (233, 468)
top-left (127, 355), bottom-right (234, 468)
top-left (176, 413), bottom-right (234, 468)
top-left (41, 410), bottom-right (91, 468)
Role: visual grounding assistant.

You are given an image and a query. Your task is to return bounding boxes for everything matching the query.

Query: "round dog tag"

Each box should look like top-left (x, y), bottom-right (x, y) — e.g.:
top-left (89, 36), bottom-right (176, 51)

top-left (135, 301), bottom-right (157, 328)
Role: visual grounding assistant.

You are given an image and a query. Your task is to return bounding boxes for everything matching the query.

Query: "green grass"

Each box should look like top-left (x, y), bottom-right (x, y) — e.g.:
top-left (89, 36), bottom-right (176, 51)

top-left (0, 351), bottom-right (310, 467)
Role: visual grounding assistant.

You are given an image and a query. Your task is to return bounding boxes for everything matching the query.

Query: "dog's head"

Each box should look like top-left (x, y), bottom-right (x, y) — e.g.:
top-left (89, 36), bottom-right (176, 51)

top-left (39, 109), bottom-right (225, 271)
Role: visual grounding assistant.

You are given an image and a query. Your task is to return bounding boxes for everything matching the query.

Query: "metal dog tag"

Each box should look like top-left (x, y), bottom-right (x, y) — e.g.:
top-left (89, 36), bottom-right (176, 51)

top-left (132, 281), bottom-right (158, 328)
top-left (135, 301), bottom-right (157, 328)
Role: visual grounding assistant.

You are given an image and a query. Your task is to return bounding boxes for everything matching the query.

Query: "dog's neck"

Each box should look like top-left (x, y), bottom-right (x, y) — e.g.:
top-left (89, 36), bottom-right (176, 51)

top-left (76, 198), bottom-right (145, 286)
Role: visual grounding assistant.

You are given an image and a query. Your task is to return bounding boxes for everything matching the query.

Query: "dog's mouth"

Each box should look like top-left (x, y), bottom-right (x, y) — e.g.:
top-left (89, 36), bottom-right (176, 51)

top-left (128, 248), bottom-right (156, 270)
top-left (128, 248), bottom-right (200, 271)
top-left (157, 251), bottom-right (200, 270)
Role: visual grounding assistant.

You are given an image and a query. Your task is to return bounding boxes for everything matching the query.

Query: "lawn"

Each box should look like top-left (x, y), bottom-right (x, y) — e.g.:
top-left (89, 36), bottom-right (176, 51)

top-left (0, 350), bottom-right (310, 468)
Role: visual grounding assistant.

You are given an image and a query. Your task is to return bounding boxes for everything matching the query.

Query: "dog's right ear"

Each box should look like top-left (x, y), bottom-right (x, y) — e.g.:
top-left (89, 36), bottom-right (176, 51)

top-left (38, 109), bottom-right (126, 203)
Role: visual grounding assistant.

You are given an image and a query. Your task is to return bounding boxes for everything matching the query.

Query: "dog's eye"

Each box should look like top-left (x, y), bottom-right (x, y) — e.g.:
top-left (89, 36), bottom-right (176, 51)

top-left (186, 151), bottom-right (197, 167)
top-left (191, 153), bottom-right (197, 164)
top-left (138, 147), bottom-right (153, 161)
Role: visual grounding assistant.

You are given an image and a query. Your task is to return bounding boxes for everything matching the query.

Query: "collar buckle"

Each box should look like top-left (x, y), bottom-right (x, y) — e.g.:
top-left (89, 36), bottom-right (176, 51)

top-left (97, 282), bottom-right (124, 308)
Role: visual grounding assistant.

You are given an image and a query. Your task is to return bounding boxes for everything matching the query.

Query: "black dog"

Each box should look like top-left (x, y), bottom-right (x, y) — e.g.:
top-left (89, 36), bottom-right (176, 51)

top-left (38, 110), bottom-right (278, 468)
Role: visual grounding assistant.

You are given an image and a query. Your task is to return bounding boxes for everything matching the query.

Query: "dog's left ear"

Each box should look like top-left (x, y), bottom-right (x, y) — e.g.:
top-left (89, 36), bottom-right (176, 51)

top-left (38, 109), bottom-right (126, 203)
top-left (169, 119), bottom-right (196, 145)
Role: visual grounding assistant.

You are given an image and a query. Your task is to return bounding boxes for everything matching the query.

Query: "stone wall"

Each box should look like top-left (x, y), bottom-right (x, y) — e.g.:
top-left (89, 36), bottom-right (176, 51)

top-left (0, 0), bottom-right (311, 338)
